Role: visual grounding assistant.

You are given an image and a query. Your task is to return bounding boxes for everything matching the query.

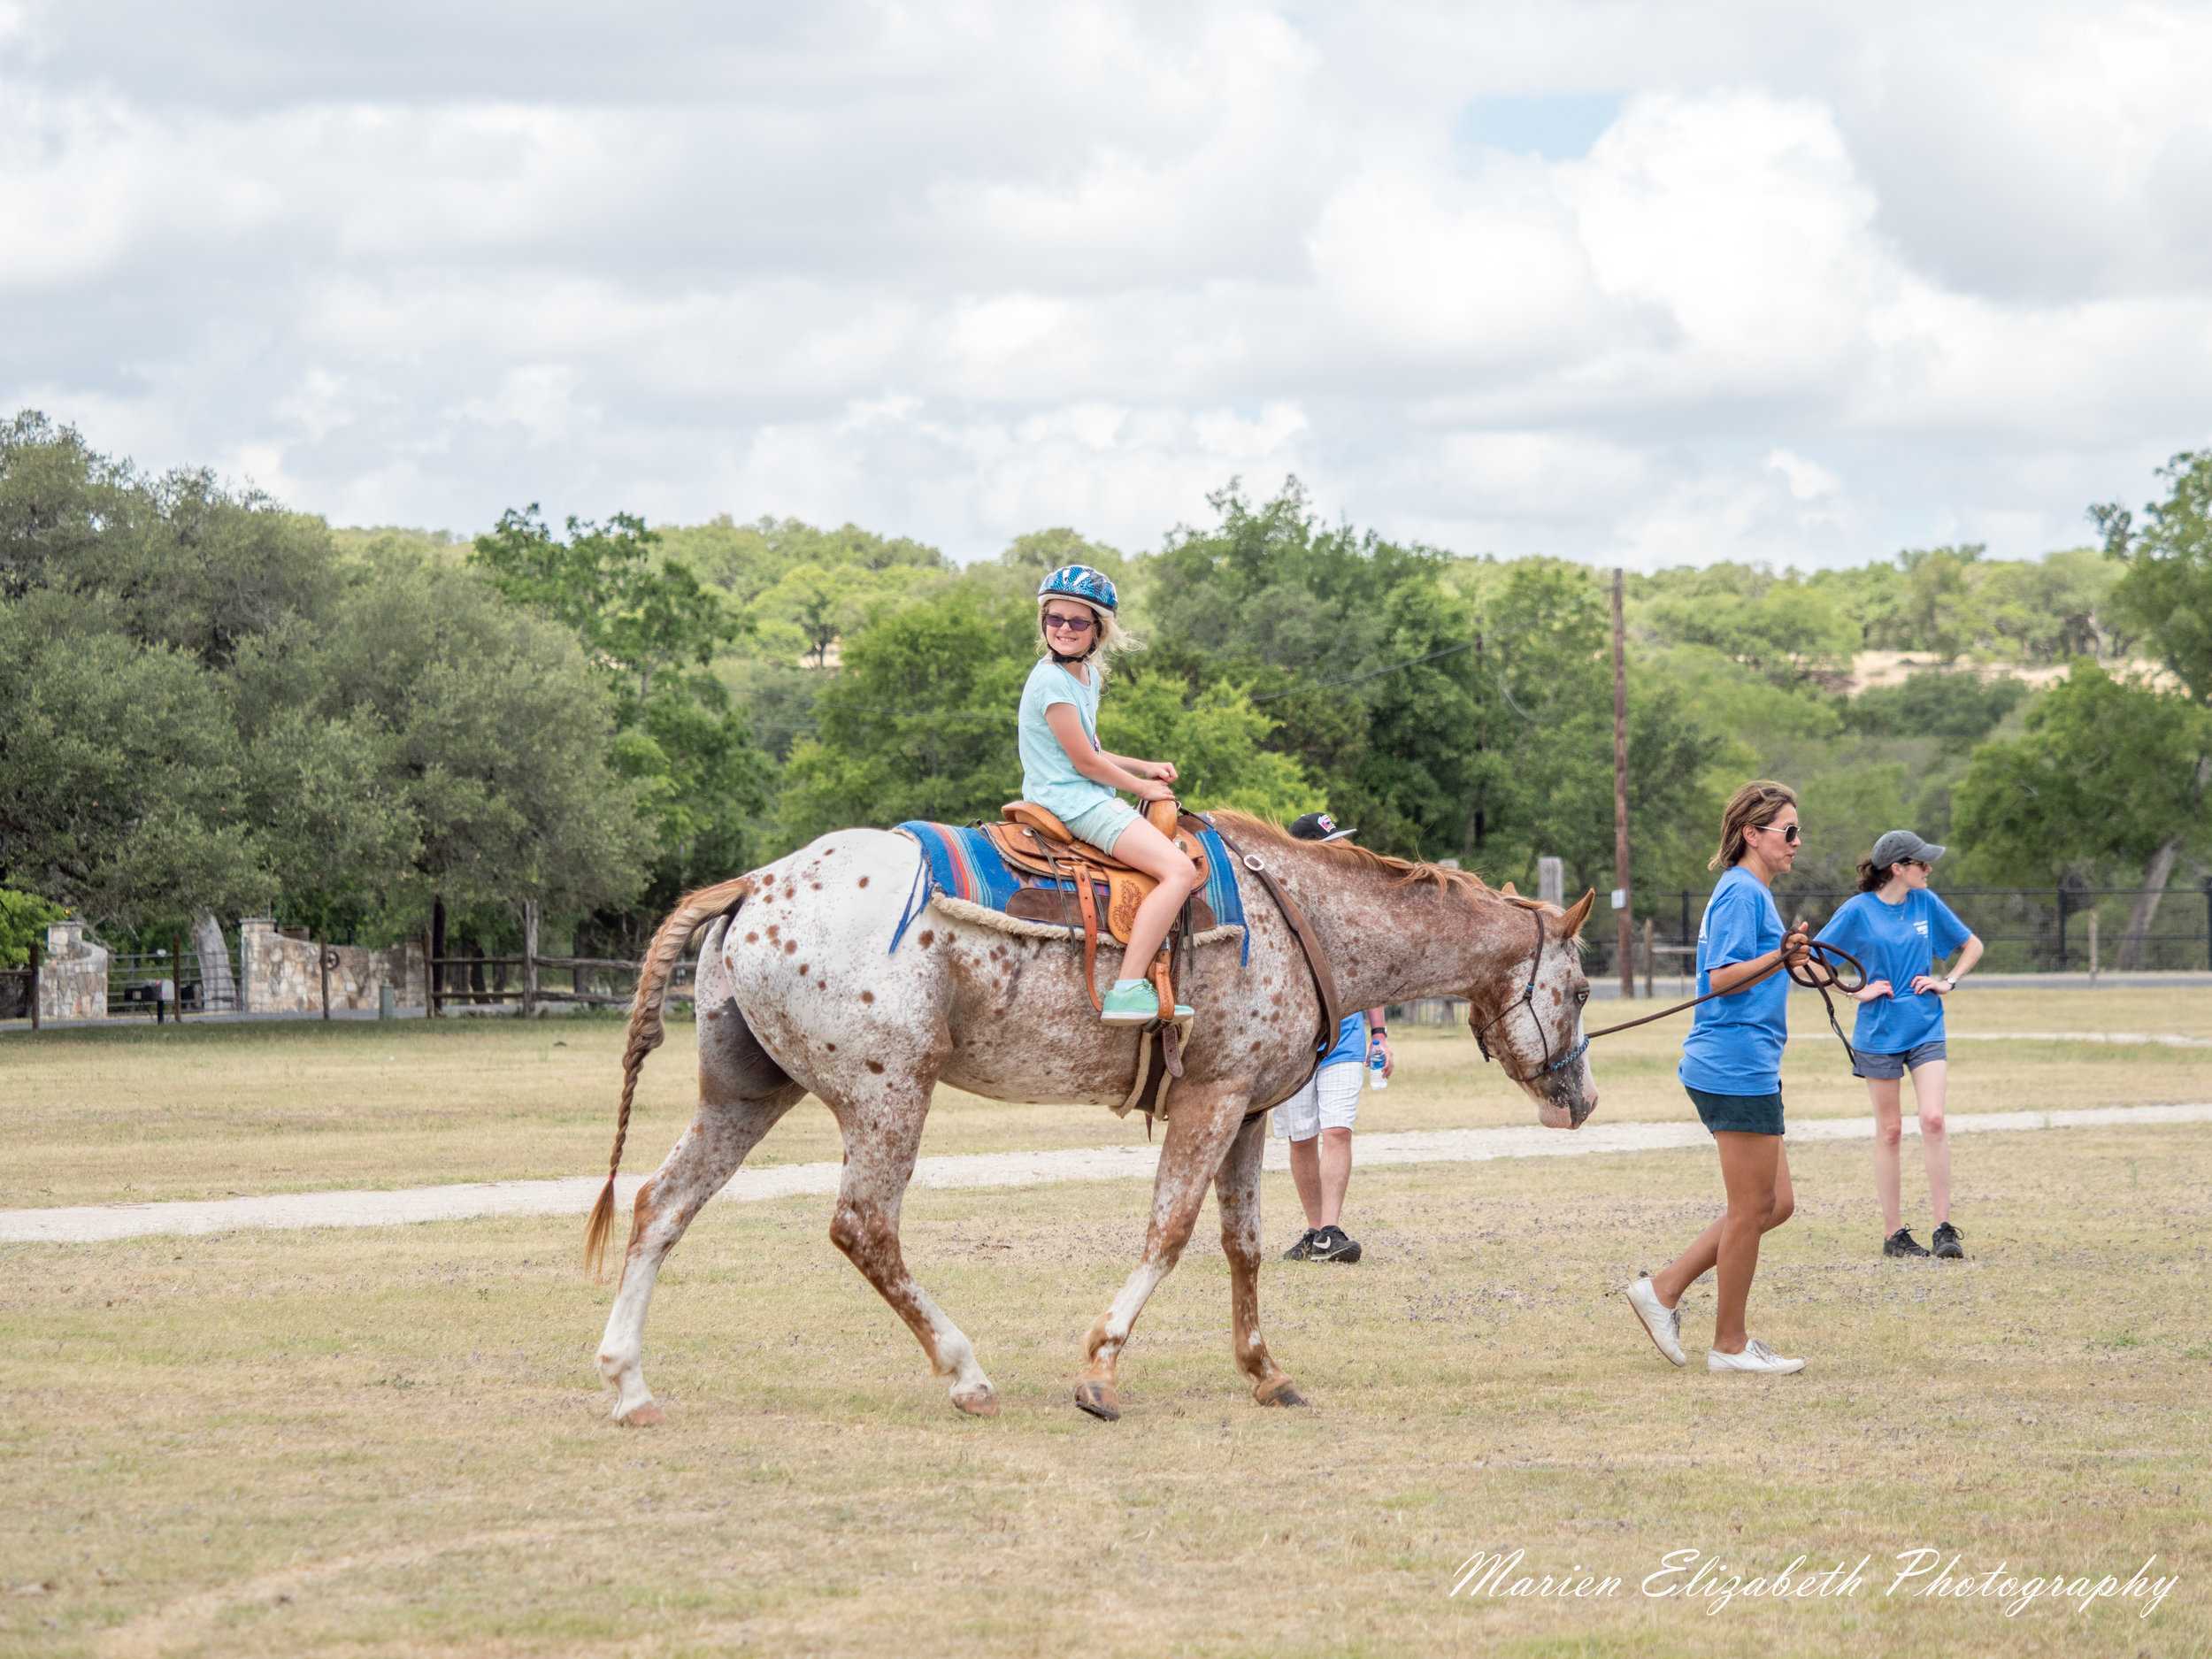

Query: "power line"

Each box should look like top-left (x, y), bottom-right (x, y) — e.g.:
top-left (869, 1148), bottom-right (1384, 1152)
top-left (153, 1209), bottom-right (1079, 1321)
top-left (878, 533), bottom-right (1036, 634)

top-left (1248, 639), bottom-right (1478, 703)
top-left (798, 636), bottom-right (1481, 721)
top-left (832, 704), bottom-right (1014, 720)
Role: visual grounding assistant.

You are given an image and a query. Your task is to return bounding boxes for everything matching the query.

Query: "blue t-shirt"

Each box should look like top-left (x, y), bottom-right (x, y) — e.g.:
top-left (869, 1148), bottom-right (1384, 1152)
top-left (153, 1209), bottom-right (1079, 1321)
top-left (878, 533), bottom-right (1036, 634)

top-left (1816, 889), bottom-right (1973, 1055)
top-left (1017, 658), bottom-right (1118, 822)
top-left (1318, 1010), bottom-right (1370, 1071)
top-left (1678, 865), bottom-right (1789, 1095)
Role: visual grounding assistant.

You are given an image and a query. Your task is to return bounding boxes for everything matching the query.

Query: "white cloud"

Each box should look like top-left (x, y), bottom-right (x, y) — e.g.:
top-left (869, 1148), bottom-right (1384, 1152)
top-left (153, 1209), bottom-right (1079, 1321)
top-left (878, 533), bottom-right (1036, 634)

top-left (3, 0), bottom-right (2210, 565)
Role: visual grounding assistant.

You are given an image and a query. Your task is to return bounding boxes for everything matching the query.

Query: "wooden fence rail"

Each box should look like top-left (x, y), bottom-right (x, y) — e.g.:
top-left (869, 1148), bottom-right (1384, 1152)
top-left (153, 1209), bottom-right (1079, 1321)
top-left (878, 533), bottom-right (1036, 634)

top-left (419, 904), bottom-right (697, 1019)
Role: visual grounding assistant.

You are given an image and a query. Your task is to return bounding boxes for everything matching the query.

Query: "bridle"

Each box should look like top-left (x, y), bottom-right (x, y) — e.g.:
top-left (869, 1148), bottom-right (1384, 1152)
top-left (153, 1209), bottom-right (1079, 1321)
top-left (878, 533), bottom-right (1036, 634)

top-left (1470, 904), bottom-right (1589, 1085)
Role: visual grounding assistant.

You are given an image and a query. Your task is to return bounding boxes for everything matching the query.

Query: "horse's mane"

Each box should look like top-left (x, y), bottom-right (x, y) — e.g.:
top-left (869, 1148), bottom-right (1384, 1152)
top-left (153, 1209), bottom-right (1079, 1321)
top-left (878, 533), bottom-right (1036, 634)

top-left (1205, 810), bottom-right (1499, 902)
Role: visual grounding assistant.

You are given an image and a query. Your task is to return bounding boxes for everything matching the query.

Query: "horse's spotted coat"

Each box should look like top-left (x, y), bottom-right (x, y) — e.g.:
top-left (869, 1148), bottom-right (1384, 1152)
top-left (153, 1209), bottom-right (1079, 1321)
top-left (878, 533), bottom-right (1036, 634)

top-left (592, 817), bottom-right (1595, 1425)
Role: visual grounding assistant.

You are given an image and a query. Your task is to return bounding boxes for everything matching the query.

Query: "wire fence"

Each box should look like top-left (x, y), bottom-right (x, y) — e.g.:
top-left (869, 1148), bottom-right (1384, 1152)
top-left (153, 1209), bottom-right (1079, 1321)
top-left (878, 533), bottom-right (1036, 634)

top-left (1619, 883), bottom-right (2212, 979)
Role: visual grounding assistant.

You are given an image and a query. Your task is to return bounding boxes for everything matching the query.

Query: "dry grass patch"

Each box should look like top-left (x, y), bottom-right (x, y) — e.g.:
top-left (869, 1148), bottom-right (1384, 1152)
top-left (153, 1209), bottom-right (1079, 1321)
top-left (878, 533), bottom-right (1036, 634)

top-left (4, 988), bottom-right (2208, 1208)
top-left (3, 1121), bottom-right (2208, 1655)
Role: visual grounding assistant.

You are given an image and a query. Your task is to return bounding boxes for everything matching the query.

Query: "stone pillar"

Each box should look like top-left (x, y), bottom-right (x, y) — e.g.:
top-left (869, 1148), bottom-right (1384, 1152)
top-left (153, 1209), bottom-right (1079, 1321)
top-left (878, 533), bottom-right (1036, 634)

top-left (37, 920), bottom-right (108, 1022)
top-left (1538, 856), bottom-right (1564, 910)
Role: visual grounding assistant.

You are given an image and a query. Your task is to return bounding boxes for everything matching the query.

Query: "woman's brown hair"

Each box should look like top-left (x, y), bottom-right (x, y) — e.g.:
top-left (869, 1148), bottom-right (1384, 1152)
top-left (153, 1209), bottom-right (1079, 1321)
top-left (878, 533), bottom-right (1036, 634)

top-left (1855, 856), bottom-right (1892, 894)
top-left (1709, 780), bottom-right (1799, 872)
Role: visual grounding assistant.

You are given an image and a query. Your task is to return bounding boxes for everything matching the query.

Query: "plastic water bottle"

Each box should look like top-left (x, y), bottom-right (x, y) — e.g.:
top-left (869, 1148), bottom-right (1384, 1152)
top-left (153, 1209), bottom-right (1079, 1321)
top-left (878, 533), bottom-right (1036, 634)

top-left (1367, 1035), bottom-right (1389, 1091)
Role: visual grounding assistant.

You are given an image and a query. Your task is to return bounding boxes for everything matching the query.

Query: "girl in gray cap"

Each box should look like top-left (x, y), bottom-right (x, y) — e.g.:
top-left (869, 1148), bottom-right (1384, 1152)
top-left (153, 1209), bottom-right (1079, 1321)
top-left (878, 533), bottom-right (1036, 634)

top-left (1815, 831), bottom-right (1985, 1260)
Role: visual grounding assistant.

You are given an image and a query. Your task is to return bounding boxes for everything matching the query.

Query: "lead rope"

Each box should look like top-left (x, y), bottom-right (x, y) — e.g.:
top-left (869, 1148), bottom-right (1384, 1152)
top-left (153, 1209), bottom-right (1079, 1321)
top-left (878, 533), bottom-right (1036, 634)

top-left (1583, 936), bottom-right (1867, 1067)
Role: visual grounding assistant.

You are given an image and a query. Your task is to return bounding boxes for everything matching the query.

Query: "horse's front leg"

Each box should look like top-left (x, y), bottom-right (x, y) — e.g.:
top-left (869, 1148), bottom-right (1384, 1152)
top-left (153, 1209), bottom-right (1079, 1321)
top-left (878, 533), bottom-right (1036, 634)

top-left (825, 1073), bottom-right (1000, 1417)
top-left (1076, 1084), bottom-right (1248, 1421)
top-left (1214, 1109), bottom-right (1308, 1408)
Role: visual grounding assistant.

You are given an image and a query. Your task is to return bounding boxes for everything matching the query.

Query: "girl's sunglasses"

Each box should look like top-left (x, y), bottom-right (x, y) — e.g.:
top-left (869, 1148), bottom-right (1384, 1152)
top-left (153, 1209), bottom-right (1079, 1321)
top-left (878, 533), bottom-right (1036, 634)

top-left (1754, 821), bottom-right (1801, 844)
top-left (1043, 613), bottom-right (1096, 635)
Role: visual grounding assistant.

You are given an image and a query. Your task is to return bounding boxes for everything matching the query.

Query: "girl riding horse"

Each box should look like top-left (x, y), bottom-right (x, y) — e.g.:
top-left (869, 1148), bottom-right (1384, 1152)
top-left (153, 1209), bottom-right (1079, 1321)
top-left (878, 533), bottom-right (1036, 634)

top-left (1018, 564), bottom-right (1198, 1024)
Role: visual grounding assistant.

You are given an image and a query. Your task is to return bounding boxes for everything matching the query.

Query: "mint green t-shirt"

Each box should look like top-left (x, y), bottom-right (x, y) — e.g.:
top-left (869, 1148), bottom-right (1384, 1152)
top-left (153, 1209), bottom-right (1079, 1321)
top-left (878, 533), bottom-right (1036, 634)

top-left (1018, 658), bottom-right (1118, 821)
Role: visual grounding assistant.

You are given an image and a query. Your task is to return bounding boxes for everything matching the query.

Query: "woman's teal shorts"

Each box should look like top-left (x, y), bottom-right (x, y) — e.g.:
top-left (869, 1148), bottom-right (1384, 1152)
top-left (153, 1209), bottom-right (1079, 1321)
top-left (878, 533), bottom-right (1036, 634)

top-left (1061, 796), bottom-right (1141, 854)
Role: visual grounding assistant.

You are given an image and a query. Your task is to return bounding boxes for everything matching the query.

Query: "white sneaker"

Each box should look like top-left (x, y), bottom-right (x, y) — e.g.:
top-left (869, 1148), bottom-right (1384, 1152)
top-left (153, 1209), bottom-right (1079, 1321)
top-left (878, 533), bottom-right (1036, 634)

top-left (1707, 1338), bottom-right (1804, 1375)
top-left (1624, 1276), bottom-right (1686, 1366)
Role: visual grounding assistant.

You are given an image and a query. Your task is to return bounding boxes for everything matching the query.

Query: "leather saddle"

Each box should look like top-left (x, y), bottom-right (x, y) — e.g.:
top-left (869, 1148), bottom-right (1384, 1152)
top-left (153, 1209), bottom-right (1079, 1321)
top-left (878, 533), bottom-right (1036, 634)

top-left (979, 798), bottom-right (1211, 1028)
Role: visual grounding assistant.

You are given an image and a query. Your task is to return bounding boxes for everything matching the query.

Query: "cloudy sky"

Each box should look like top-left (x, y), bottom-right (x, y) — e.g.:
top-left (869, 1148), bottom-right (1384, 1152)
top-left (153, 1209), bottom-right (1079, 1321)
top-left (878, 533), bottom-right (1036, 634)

top-left (5, 1), bottom-right (2212, 567)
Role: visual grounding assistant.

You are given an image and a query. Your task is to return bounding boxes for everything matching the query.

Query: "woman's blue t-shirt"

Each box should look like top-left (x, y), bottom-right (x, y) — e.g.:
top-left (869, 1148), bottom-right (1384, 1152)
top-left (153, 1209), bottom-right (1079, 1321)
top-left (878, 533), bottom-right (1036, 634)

top-left (1678, 865), bottom-right (1789, 1096)
top-left (1017, 658), bottom-right (1118, 822)
top-left (1816, 889), bottom-right (1973, 1054)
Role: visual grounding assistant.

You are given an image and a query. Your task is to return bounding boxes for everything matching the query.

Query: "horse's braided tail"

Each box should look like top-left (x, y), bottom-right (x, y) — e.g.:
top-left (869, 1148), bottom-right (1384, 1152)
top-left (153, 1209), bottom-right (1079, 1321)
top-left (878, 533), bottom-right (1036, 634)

top-left (583, 874), bottom-right (754, 1282)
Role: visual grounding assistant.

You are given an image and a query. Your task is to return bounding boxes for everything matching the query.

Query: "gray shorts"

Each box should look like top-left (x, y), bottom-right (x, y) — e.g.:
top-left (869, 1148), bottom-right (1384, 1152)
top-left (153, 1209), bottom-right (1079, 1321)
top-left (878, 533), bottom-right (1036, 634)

top-left (1272, 1062), bottom-right (1363, 1139)
top-left (1853, 1040), bottom-right (1947, 1080)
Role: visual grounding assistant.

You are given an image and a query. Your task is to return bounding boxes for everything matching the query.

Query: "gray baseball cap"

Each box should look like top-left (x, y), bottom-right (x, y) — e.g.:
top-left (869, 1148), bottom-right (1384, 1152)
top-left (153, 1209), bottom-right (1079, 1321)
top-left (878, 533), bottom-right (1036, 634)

top-left (1870, 829), bottom-right (1945, 868)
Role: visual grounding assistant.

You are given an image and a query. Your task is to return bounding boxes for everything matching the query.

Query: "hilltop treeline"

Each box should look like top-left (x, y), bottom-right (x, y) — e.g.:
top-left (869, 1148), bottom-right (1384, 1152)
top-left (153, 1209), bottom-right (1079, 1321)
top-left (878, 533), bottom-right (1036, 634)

top-left (4, 410), bottom-right (2208, 965)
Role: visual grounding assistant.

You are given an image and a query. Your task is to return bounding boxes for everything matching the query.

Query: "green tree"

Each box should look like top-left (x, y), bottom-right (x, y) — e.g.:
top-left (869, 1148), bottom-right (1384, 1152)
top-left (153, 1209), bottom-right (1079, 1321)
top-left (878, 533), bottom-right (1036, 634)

top-left (1953, 664), bottom-right (2212, 965)
top-left (775, 582), bottom-right (1033, 845)
top-left (2086, 450), bottom-right (2212, 956)
top-left (658, 514), bottom-right (948, 608)
top-left (0, 613), bottom-right (274, 931)
top-left (0, 411), bottom-right (338, 670)
top-left (1094, 676), bottom-right (1319, 819)
top-left (472, 509), bottom-right (772, 911)
top-left (2098, 449), bottom-right (2212, 704)
top-left (1639, 565), bottom-right (1861, 688)
top-left (1842, 670), bottom-right (2029, 746)
top-left (0, 886), bottom-right (66, 967)
top-left (307, 550), bottom-right (654, 933)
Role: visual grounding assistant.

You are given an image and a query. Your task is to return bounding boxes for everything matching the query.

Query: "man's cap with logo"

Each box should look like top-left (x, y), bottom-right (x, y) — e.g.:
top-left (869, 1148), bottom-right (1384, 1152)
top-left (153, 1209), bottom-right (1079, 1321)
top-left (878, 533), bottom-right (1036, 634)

top-left (1870, 829), bottom-right (1945, 869)
top-left (1289, 811), bottom-right (1356, 842)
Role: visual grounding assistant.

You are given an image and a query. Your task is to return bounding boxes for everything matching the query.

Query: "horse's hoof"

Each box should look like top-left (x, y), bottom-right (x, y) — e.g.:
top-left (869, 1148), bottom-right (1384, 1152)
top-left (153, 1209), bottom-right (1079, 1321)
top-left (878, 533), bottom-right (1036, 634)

top-left (1074, 1379), bottom-right (1122, 1421)
top-left (617, 1402), bottom-right (666, 1427)
top-left (1254, 1377), bottom-right (1308, 1409)
top-left (951, 1386), bottom-right (1000, 1418)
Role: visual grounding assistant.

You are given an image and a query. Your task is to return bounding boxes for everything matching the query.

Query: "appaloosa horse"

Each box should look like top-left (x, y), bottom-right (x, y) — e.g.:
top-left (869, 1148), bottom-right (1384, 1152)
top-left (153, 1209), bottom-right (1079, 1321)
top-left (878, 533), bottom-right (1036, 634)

top-left (588, 811), bottom-right (1596, 1424)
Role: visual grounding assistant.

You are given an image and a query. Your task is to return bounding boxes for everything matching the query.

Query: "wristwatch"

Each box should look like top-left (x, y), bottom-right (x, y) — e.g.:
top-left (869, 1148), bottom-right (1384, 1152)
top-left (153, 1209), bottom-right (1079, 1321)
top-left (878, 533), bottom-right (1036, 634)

top-left (1937, 977), bottom-right (1955, 991)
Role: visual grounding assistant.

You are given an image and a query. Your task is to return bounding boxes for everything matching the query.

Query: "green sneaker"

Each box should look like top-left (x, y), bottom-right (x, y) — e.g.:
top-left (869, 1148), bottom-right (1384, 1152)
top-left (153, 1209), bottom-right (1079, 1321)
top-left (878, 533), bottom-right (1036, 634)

top-left (1101, 980), bottom-right (1160, 1024)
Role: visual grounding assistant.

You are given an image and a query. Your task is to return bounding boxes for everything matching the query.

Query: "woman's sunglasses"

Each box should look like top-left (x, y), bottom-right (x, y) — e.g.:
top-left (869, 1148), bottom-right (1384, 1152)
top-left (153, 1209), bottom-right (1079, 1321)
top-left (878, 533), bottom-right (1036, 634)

top-left (1753, 821), bottom-right (1801, 844)
top-left (1043, 613), bottom-right (1096, 635)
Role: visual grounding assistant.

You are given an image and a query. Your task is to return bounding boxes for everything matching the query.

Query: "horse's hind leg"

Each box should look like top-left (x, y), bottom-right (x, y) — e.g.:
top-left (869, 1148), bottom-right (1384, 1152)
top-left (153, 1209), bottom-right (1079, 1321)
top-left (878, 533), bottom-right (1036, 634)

top-left (826, 1080), bottom-right (999, 1417)
top-left (597, 983), bottom-right (804, 1425)
top-left (1215, 1111), bottom-right (1307, 1408)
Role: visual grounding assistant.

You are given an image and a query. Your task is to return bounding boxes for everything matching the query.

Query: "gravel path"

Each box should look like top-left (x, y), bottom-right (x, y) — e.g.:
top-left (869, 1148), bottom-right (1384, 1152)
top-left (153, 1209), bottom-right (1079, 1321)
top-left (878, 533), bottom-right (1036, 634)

top-left (6, 1102), bottom-right (2208, 1246)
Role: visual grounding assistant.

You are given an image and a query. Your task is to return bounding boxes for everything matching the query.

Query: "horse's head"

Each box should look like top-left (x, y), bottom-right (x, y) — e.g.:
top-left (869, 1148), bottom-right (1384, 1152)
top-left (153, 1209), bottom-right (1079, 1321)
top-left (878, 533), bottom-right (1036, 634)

top-left (1467, 889), bottom-right (1599, 1130)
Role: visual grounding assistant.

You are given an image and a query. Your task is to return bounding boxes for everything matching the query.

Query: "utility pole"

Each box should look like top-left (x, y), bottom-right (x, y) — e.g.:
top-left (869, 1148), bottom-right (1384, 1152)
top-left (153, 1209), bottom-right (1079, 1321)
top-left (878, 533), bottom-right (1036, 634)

top-left (1612, 568), bottom-right (1633, 1000)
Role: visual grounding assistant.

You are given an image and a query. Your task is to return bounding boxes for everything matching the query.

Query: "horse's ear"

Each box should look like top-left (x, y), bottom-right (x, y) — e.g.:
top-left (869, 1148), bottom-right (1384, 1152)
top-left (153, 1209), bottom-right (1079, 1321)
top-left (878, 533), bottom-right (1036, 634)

top-left (1562, 889), bottom-right (1595, 937)
top-left (1499, 880), bottom-right (1518, 897)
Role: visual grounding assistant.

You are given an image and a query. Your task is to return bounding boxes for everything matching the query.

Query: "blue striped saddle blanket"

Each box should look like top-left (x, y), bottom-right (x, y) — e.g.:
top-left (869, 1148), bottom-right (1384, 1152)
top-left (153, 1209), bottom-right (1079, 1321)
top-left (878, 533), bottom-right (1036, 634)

top-left (893, 818), bottom-right (1248, 964)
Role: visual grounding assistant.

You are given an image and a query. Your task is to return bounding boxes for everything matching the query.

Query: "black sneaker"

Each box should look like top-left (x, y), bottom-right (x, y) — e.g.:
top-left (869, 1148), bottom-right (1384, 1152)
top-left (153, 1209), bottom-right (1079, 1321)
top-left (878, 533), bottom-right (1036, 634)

top-left (1310, 1225), bottom-right (1363, 1264)
top-left (1932, 1222), bottom-right (1964, 1260)
top-left (1282, 1229), bottom-right (1319, 1261)
top-left (1884, 1227), bottom-right (1931, 1258)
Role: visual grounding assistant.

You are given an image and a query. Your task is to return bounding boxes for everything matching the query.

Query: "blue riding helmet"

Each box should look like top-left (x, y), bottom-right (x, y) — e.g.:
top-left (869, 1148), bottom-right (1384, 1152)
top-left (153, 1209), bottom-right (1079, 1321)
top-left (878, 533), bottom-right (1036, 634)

top-left (1037, 565), bottom-right (1118, 614)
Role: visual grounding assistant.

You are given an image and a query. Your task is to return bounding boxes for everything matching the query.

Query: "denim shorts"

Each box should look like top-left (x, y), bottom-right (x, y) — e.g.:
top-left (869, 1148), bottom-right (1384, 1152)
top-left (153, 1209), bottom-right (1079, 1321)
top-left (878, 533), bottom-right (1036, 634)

top-left (1852, 1040), bottom-right (1947, 1080)
top-left (1685, 1086), bottom-right (1785, 1137)
top-left (1060, 796), bottom-right (1141, 855)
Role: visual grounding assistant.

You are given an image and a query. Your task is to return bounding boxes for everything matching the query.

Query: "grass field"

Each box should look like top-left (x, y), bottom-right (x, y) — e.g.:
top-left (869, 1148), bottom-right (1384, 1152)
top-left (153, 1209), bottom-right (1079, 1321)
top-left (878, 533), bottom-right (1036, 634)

top-left (4, 987), bottom-right (2209, 1209)
top-left (3, 1115), bottom-right (2208, 1655)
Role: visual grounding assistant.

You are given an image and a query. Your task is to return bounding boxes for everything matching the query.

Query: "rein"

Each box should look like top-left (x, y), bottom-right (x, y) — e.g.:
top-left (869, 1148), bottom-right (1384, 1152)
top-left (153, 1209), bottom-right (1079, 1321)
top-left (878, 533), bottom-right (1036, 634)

top-left (1468, 904), bottom-right (1869, 1081)
top-left (1582, 936), bottom-right (1867, 1066)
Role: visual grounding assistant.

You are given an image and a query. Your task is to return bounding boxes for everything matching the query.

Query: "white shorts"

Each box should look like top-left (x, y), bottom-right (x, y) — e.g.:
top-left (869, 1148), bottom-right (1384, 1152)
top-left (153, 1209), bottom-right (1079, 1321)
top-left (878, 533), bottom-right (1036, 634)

top-left (1271, 1061), bottom-right (1363, 1140)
